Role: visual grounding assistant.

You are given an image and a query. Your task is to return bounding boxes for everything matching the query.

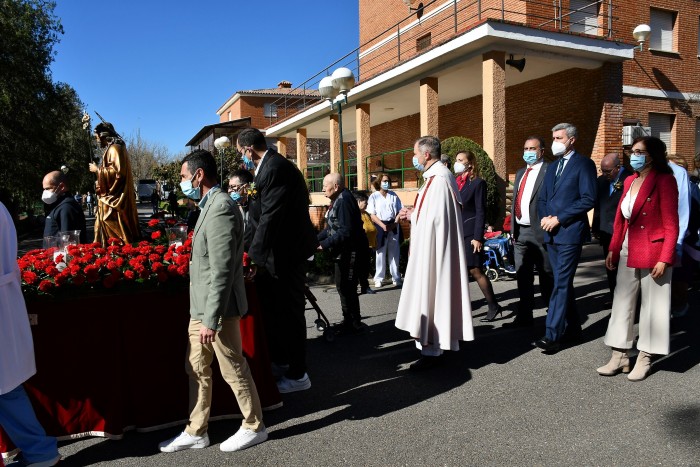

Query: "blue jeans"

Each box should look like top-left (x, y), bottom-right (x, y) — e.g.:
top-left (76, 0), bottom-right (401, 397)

top-left (0, 385), bottom-right (57, 463)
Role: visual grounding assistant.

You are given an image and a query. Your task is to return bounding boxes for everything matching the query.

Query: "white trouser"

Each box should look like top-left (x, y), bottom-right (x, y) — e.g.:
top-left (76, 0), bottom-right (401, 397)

top-left (374, 229), bottom-right (401, 283)
top-left (604, 234), bottom-right (672, 355)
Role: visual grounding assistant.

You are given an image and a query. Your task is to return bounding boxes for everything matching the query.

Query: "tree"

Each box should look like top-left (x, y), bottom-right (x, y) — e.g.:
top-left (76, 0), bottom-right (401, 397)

top-left (441, 136), bottom-right (500, 226)
top-left (0, 0), bottom-right (91, 210)
top-left (125, 130), bottom-right (170, 181)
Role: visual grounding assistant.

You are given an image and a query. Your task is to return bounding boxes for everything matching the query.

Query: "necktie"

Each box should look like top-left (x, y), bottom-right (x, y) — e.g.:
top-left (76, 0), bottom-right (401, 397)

top-left (554, 158), bottom-right (565, 187)
top-left (514, 167), bottom-right (532, 220)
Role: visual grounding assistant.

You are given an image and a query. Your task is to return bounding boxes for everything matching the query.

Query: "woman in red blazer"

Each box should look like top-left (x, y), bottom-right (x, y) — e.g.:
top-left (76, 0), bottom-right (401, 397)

top-left (597, 136), bottom-right (678, 381)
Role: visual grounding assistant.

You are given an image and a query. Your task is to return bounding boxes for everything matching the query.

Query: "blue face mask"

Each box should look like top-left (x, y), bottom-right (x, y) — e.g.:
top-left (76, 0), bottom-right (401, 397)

top-left (630, 154), bottom-right (647, 172)
top-left (230, 191), bottom-right (241, 202)
top-left (412, 156), bottom-right (425, 172)
top-left (523, 151), bottom-right (538, 165)
top-left (380, 181), bottom-right (390, 190)
top-left (242, 155), bottom-right (255, 170)
top-left (180, 174), bottom-right (200, 200)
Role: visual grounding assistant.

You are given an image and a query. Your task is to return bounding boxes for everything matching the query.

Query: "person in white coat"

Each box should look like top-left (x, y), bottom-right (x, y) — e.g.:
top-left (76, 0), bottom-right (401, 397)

top-left (0, 202), bottom-right (60, 466)
top-left (395, 136), bottom-right (474, 370)
top-left (366, 173), bottom-right (403, 288)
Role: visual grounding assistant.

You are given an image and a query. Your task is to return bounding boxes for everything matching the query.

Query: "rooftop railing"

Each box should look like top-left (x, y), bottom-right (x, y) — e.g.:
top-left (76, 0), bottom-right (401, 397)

top-left (267, 0), bottom-right (618, 128)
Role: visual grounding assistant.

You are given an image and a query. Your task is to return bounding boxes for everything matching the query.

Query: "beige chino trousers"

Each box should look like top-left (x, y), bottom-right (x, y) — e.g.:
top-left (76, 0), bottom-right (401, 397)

top-left (604, 235), bottom-right (672, 355)
top-left (185, 318), bottom-right (263, 436)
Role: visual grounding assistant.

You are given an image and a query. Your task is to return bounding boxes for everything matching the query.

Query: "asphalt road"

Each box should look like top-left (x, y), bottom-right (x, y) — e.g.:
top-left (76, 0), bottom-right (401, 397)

top-left (13, 209), bottom-right (700, 466)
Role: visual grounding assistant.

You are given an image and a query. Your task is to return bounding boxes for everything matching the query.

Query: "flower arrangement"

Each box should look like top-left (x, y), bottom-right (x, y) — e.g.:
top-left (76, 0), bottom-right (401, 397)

top-left (18, 232), bottom-right (192, 299)
top-left (246, 182), bottom-right (258, 200)
top-left (612, 180), bottom-right (623, 192)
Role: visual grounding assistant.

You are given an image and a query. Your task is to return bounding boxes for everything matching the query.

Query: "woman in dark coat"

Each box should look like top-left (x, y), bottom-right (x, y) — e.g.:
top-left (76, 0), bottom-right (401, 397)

top-left (455, 150), bottom-right (502, 321)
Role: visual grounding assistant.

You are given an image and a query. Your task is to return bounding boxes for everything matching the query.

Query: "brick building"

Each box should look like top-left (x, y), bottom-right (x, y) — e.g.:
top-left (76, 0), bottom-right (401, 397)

top-left (262, 0), bottom-right (700, 210)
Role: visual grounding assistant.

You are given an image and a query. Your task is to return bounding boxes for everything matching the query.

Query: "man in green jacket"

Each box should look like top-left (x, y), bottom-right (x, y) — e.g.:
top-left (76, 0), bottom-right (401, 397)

top-left (159, 149), bottom-right (267, 453)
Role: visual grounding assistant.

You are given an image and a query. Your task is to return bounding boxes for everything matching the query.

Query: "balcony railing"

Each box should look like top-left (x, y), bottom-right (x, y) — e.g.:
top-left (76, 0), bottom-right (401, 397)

top-left (267, 0), bottom-right (618, 128)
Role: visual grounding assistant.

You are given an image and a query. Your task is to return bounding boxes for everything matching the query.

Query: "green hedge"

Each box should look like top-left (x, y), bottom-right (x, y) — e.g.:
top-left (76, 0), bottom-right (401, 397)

top-left (441, 136), bottom-right (500, 226)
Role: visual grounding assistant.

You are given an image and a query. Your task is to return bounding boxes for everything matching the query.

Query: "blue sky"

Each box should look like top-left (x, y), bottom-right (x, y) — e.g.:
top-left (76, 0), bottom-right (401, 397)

top-left (50, 1), bottom-right (359, 158)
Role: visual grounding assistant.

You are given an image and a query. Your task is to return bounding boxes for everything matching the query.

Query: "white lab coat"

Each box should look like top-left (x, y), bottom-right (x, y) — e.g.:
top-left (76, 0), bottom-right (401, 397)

top-left (0, 202), bottom-right (36, 395)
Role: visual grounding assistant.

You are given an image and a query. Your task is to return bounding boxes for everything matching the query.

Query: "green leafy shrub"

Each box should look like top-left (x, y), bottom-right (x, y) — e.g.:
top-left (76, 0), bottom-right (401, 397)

top-left (441, 136), bottom-right (500, 225)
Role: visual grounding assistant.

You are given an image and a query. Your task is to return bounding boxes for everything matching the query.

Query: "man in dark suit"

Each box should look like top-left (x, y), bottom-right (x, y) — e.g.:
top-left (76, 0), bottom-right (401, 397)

top-left (592, 153), bottom-right (630, 298)
top-left (237, 128), bottom-right (318, 394)
top-left (535, 123), bottom-right (597, 353)
top-left (504, 136), bottom-right (552, 328)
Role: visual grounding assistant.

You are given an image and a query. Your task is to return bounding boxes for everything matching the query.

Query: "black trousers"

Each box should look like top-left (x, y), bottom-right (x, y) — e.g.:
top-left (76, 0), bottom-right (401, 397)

top-left (513, 225), bottom-right (553, 318)
top-left (336, 249), bottom-right (361, 322)
top-left (255, 261), bottom-right (308, 380)
top-left (357, 247), bottom-right (372, 290)
top-left (599, 231), bottom-right (616, 295)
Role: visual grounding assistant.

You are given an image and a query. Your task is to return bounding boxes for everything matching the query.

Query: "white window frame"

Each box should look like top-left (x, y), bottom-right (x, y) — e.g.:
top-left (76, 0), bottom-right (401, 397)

top-left (264, 103), bottom-right (278, 118)
top-left (649, 112), bottom-right (674, 150)
top-left (649, 8), bottom-right (675, 52)
top-left (569, 0), bottom-right (600, 35)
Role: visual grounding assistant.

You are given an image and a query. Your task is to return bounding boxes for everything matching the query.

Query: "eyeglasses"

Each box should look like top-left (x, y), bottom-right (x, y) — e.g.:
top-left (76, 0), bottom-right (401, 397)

top-left (601, 166), bottom-right (619, 174)
top-left (630, 149), bottom-right (648, 155)
top-left (227, 184), bottom-right (245, 192)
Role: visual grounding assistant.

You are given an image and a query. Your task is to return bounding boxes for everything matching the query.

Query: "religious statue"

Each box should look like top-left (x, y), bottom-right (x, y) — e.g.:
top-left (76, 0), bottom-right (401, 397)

top-left (89, 121), bottom-right (140, 245)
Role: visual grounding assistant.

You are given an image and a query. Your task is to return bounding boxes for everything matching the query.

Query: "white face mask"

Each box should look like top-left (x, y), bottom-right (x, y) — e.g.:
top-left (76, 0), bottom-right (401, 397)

top-left (551, 139), bottom-right (569, 157)
top-left (453, 162), bottom-right (466, 174)
top-left (42, 189), bottom-right (58, 204)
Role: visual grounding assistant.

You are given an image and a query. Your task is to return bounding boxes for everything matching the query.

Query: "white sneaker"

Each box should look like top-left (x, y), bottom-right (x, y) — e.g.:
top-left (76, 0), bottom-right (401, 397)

top-left (276, 373), bottom-right (311, 393)
top-left (159, 431), bottom-right (210, 452)
top-left (374, 281), bottom-right (383, 289)
top-left (220, 426), bottom-right (268, 452)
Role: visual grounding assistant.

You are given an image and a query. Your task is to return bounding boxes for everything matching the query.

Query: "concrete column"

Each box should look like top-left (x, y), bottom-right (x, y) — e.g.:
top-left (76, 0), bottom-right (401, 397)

top-left (482, 51), bottom-right (507, 224)
top-left (355, 103), bottom-right (371, 190)
top-left (329, 114), bottom-right (339, 174)
top-left (296, 129), bottom-right (307, 175)
top-left (277, 137), bottom-right (287, 156)
top-left (420, 77), bottom-right (439, 136)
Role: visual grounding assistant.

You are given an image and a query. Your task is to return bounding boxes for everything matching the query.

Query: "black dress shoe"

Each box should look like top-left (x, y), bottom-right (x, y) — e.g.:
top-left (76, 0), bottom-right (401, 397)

top-left (502, 315), bottom-right (534, 328)
top-left (363, 288), bottom-right (376, 295)
top-left (534, 337), bottom-right (560, 353)
top-left (409, 355), bottom-right (443, 371)
top-left (561, 329), bottom-right (583, 345)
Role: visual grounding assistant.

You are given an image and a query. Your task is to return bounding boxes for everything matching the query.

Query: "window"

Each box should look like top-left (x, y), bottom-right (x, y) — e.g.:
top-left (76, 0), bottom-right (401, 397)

top-left (569, 0), bottom-right (599, 34)
top-left (649, 113), bottom-right (674, 149)
top-left (264, 103), bottom-right (278, 118)
top-left (649, 8), bottom-right (675, 52)
top-left (416, 33), bottom-right (431, 52)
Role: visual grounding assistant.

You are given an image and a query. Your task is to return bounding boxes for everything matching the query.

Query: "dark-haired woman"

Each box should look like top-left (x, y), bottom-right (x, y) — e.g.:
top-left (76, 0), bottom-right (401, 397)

top-left (597, 136), bottom-right (678, 381)
top-left (454, 151), bottom-right (502, 322)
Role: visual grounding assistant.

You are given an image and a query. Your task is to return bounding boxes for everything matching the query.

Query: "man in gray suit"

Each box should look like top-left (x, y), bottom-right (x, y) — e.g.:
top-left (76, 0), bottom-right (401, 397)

top-left (504, 136), bottom-right (553, 328)
top-left (159, 150), bottom-right (267, 454)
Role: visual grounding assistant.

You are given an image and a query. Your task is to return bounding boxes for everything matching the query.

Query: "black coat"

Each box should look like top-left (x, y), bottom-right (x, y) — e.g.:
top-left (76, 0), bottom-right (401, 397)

top-left (459, 176), bottom-right (486, 243)
top-left (244, 150), bottom-right (318, 277)
top-left (318, 189), bottom-right (368, 257)
top-left (592, 168), bottom-right (631, 236)
top-left (43, 194), bottom-right (87, 243)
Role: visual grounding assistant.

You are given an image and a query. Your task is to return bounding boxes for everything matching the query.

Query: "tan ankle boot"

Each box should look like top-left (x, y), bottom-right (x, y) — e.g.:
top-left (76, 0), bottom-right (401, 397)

top-left (627, 351), bottom-right (652, 381)
top-left (596, 349), bottom-right (630, 376)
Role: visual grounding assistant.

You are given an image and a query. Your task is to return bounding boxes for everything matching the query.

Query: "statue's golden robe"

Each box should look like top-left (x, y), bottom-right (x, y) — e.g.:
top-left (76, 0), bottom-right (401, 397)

top-left (94, 142), bottom-right (140, 245)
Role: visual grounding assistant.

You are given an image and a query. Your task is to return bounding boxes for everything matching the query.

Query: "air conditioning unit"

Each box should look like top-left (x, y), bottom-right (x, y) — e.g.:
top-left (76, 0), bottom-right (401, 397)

top-left (622, 125), bottom-right (651, 146)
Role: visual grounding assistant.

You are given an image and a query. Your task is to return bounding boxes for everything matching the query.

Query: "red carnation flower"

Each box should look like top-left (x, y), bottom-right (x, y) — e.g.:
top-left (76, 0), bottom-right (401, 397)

top-left (123, 269), bottom-right (136, 280)
top-left (38, 280), bottom-right (53, 292)
top-left (22, 271), bottom-right (38, 284)
top-left (72, 274), bottom-right (86, 286)
top-left (148, 219), bottom-right (160, 227)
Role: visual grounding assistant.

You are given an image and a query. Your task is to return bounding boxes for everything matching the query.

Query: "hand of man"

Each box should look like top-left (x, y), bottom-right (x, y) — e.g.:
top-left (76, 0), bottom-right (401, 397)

top-left (199, 326), bottom-right (216, 344)
top-left (471, 239), bottom-right (482, 253)
top-left (605, 252), bottom-right (617, 271)
top-left (650, 261), bottom-right (667, 279)
top-left (399, 207), bottom-right (414, 220)
top-left (244, 264), bottom-right (258, 281)
top-left (88, 162), bottom-right (98, 173)
top-left (541, 215), bottom-right (560, 232)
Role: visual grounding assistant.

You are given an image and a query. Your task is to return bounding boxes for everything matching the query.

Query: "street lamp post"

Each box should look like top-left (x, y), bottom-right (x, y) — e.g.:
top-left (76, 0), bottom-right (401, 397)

top-left (214, 136), bottom-right (231, 185)
top-left (319, 67), bottom-right (355, 183)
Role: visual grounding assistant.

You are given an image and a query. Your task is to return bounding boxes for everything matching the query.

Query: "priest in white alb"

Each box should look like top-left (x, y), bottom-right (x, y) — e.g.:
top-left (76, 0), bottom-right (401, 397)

top-left (395, 136), bottom-right (474, 370)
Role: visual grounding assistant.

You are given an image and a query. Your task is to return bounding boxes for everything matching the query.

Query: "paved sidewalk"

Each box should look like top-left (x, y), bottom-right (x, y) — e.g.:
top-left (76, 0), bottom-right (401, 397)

top-left (13, 238), bottom-right (700, 465)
